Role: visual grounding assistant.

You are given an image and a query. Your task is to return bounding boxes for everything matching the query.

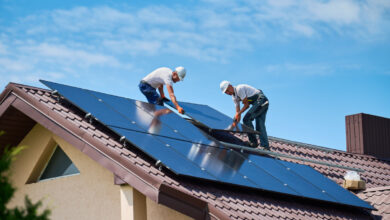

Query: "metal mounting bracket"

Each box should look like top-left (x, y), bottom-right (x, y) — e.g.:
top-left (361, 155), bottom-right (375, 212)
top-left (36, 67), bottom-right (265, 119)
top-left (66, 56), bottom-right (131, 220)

top-left (119, 136), bottom-right (127, 147)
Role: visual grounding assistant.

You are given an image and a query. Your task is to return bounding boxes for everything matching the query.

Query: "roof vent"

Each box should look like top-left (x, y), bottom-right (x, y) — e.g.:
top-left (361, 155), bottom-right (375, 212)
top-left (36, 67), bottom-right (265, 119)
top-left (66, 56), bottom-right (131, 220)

top-left (346, 113), bottom-right (390, 159)
top-left (342, 171), bottom-right (365, 190)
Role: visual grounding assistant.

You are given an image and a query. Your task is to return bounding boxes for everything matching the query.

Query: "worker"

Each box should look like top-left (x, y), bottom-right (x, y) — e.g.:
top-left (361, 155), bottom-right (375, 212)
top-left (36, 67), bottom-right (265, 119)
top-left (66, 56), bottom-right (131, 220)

top-left (220, 81), bottom-right (269, 149)
top-left (139, 67), bottom-right (186, 114)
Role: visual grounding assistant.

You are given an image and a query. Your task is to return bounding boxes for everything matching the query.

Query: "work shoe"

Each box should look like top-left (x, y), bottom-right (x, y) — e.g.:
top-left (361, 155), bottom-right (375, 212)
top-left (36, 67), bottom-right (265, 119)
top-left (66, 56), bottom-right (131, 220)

top-left (261, 146), bottom-right (270, 151)
top-left (244, 141), bottom-right (258, 148)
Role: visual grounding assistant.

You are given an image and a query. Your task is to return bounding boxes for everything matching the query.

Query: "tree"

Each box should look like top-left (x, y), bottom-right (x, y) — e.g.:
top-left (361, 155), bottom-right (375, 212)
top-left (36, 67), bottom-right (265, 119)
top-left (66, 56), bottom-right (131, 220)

top-left (0, 130), bottom-right (51, 220)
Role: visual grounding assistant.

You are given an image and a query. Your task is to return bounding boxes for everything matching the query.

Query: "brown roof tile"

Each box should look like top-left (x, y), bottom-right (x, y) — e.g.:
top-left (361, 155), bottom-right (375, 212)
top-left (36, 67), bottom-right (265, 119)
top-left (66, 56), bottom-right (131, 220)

top-left (358, 186), bottom-right (390, 219)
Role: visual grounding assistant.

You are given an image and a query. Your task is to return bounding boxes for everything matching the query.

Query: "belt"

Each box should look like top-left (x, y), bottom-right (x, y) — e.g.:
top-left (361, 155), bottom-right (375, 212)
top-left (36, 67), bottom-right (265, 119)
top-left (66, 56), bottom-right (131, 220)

top-left (140, 80), bottom-right (152, 87)
top-left (247, 92), bottom-right (266, 104)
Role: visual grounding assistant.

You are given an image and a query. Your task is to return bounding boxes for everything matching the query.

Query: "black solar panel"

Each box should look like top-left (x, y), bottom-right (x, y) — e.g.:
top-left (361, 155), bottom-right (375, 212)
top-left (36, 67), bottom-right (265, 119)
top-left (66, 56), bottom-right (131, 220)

top-left (40, 80), bottom-right (373, 210)
top-left (88, 89), bottom-right (213, 144)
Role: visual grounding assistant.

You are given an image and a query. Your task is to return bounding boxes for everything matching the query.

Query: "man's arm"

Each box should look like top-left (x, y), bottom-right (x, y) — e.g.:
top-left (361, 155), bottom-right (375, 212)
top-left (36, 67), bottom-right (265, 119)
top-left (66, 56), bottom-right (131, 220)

top-left (166, 85), bottom-right (184, 114)
top-left (158, 85), bottom-right (165, 98)
top-left (239, 98), bottom-right (250, 114)
top-left (233, 98), bottom-right (250, 126)
top-left (232, 101), bottom-right (241, 127)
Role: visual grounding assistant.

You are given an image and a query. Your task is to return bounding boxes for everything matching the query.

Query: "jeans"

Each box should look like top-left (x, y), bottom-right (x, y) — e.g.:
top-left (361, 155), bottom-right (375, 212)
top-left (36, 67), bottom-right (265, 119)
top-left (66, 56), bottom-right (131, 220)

top-left (243, 95), bottom-right (269, 149)
top-left (138, 82), bottom-right (163, 105)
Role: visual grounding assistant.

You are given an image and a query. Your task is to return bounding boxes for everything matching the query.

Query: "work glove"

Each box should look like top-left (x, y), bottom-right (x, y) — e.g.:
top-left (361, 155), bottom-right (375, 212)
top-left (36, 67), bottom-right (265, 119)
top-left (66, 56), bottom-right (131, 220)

top-left (157, 97), bottom-right (170, 106)
top-left (160, 95), bottom-right (170, 102)
top-left (161, 97), bottom-right (170, 102)
top-left (177, 106), bottom-right (185, 114)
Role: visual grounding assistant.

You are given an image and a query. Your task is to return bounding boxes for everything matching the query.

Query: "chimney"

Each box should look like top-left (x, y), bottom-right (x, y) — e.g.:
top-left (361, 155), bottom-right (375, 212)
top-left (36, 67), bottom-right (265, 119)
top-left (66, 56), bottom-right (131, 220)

top-left (346, 113), bottom-right (390, 159)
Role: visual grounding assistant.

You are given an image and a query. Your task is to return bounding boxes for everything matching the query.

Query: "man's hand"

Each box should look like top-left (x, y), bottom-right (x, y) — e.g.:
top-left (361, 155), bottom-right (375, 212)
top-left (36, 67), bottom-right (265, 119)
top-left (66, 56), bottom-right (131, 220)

top-left (232, 121), bottom-right (237, 128)
top-left (177, 106), bottom-right (185, 114)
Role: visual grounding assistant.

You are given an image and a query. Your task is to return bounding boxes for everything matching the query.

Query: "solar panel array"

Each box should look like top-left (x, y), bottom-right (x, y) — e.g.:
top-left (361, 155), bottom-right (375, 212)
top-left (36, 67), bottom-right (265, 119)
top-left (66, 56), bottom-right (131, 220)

top-left (40, 80), bottom-right (373, 210)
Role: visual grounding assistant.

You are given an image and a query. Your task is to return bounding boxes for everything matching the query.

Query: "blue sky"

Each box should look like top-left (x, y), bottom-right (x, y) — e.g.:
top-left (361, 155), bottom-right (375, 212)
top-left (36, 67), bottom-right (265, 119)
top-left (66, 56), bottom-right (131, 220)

top-left (1, 0), bottom-right (389, 150)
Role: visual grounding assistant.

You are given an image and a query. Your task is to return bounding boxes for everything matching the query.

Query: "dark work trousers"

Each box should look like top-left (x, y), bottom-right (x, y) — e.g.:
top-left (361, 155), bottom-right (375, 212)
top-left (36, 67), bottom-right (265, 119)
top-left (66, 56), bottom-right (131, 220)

top-left (138, 81), bottom-right (164, 106)
top-left (243, 93), bottom-right (269, 149)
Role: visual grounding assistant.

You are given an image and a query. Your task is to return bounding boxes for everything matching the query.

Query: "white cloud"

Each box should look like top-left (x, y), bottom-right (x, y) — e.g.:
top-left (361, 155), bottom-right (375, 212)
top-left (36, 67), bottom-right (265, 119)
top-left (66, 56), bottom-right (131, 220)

top-left (308, 0), bottom-right (361, 25)
top-left (1, 71), bottom-right (65, 86)
top-left (0, 58), bottom-right (32, 71)
top-left (265, 63), bottom-right (333, 75)
top-left (1, 0), bottom-right (389, 87)
top-left (248, 0), bottom-right (390, 40)
top-left (7, 2), bottom-right (390, 59)
top-left (0, 42), bottom-right (7, 54)
top-left (136, 6), bottom-right (194, 28)
top-left (198, 9), bottom-right (230, 29)
top-left (291, 23), bottom-right (315, 37)
top-left (20, 43), bottom-right (120, 67)
top-left (46, 72), bottom-right (65, 79)
top-left (103, 39), bottom-right (161, 55)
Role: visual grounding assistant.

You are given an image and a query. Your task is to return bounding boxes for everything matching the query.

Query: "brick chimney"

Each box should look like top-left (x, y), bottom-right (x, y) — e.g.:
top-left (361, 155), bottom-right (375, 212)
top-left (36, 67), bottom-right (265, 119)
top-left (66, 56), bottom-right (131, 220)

top-left (346, 113), bottom-right (390, 159)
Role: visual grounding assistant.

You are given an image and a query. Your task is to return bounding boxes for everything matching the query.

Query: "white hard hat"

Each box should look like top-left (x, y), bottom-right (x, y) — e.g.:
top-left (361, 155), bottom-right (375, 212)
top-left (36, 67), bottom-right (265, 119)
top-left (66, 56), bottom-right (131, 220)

top-left (175, 66), bottom-right (186, 81)
top-left (220, 80), bottom-right (230, 93)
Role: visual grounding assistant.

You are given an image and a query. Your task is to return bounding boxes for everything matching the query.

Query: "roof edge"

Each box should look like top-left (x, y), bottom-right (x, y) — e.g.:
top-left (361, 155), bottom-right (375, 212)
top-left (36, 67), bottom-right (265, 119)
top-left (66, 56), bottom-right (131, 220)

top-left (158, 183), bottom-right (210, 219)
top-left (0, 83), bottom-right (14, 104)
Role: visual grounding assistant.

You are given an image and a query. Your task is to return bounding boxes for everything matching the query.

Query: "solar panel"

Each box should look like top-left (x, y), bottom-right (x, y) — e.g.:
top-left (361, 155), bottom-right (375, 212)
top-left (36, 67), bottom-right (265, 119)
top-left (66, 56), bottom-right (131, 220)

top-left (166, 101), bottom-right (255, 132)
top-left (41, 80), bottom-right (213, 145)
top-left (40, 80), bottom-right (373, 210)
top-left (86, 89), bottom-right (213, 144)
top-left (109, 127), bottom-right (218, 180)
top-left (278, 160), bottom-right (372, 209)
top-left (113, 127), bottom-right (373, 209)
top-left (41, 80), bottom-right (141, 131)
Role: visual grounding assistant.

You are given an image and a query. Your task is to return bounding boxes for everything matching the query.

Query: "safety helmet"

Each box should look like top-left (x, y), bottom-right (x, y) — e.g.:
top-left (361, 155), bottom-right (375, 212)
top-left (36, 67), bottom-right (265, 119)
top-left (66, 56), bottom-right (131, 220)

top-left (220, 80), bottom-right (230, 93)
top-left (175, 66), bottom-right (186, 81)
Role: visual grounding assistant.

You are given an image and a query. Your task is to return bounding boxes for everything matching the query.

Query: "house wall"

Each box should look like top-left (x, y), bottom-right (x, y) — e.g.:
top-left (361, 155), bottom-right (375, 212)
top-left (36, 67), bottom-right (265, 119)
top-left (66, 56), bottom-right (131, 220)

top-left (146, 197), bottom-right (193, 220)
top-left (8, 124), bottom-right (123, 220)
top-left (7, 123), bottom-right (193, 220)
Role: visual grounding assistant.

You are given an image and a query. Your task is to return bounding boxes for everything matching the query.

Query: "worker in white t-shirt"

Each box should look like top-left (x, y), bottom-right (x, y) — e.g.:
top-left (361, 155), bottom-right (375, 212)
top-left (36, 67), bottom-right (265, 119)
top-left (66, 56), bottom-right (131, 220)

top-left (220, 81), bottom-right (269, 149)
top-left (139, 67), bottom-right (186, 114)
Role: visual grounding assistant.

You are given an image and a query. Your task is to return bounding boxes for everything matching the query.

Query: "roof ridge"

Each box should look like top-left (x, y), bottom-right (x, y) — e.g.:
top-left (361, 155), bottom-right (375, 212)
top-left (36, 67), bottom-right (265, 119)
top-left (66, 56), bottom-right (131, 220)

top-left (269, 136), bottom-right (390, 162)
top-left (269, 136), bottom-right (337, 152)
top-left (6, 82), bottom-right (49, 91)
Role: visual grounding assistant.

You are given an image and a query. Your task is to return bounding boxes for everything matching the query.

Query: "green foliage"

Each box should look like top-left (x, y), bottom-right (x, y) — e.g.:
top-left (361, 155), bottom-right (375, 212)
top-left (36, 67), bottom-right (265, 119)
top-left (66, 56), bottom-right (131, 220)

top-left (0, 131), bottom-right (51, 220)
top-left (7, 197), bottom-right (51, 220)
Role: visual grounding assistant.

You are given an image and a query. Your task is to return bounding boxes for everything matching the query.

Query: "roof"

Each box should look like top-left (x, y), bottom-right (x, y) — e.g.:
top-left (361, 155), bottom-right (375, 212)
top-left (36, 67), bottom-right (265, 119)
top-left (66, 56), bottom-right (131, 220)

top-left (1, 82), bottom-right (389, 219)
top-left (358, 186), bottom-right (390, 219)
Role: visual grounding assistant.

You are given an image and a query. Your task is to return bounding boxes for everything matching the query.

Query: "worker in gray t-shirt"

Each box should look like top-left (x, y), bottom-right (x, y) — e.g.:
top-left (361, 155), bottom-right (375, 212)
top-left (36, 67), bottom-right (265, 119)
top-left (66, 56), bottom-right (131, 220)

top-left (139, 67), bottom-right (186, 114)
top-left (220, 81), bottom-right (269, 149)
